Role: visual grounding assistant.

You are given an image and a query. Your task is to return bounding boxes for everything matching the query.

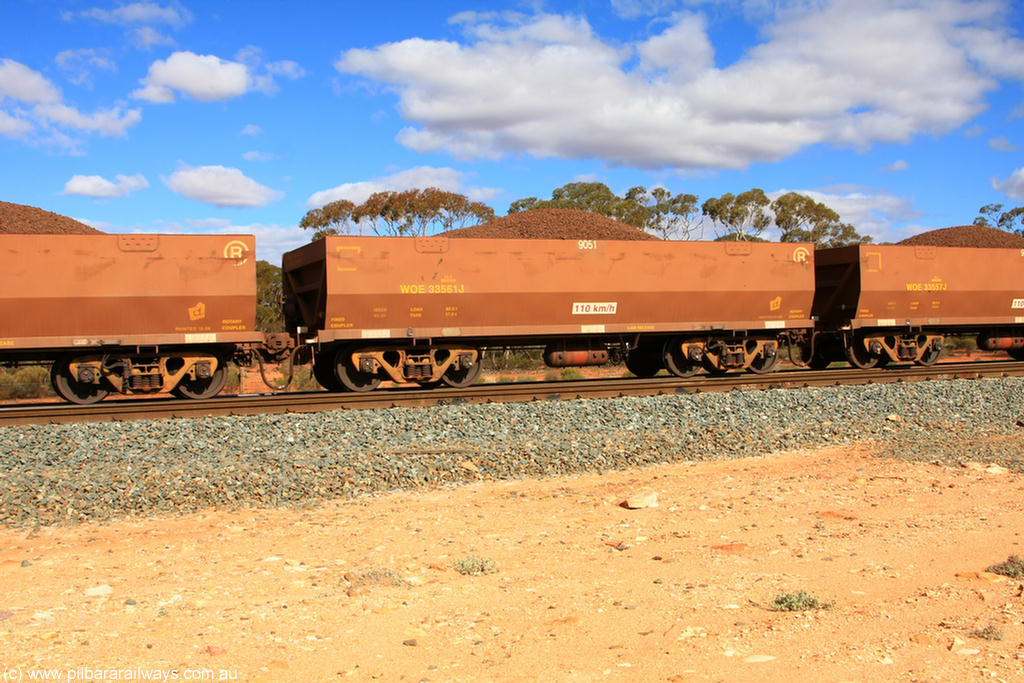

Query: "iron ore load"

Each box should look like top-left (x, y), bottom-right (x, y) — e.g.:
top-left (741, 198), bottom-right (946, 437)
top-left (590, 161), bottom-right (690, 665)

top-left (4, 209), bottom-right (1024, 404)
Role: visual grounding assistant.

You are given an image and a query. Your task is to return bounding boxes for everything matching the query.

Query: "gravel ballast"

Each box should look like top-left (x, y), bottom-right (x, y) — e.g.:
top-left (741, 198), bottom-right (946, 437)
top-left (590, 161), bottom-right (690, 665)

top-left (2, 377), bottom-right (1024, 527)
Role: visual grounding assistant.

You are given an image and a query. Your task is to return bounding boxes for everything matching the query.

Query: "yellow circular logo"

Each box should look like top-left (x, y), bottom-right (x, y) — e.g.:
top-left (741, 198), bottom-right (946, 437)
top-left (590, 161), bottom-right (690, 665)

top-left (224, 240), bottom-right (251, 266)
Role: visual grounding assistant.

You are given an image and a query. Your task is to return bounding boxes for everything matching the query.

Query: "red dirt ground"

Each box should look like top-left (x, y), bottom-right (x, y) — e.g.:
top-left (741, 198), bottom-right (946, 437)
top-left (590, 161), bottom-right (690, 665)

top-left (1, 446), bottom-right (1022, 682)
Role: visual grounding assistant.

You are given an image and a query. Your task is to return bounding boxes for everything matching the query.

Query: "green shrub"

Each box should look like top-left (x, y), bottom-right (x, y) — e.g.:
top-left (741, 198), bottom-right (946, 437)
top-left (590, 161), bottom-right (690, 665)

top-left (483, 348), bottom-right (544, 372)
top-left (560, 367), bottom-right (584, 380)
top-left (986, 555), bottom-right (1024, 579)
top-left (352, 568), bottom-right (407, 587)
top-left (971, 624), bottom-right (1004, 641)
top-left (0, 366), bottom-right (54, 400)
top-left (769, 590), bottom-right (834, 612)
top-left (945, 334), bottom-right (977, 353)
top-left (454, 555), bottom-right (497, 576)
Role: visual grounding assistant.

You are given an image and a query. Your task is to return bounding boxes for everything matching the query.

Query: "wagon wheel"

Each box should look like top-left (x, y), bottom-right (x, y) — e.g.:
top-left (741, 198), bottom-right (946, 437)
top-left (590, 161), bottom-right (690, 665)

top-left (624, 350), bottom-right (662, 378)
top-left (172, 360), bottom-right (228, 400)
top-left (844, 338), bottom-right (879, 369)
top-left (313, 353), bottom-right (344, 391)
top-left (50, 357), bottom-right (109, 405)
top-left (441, 350), bottom-right (484, 388)
top-left (662, 340), bottom-right (700, 378)
top-left (746, 346), bottom-right (780, 374)
top-left (915, 344), bottom-right (942, 367)
top-left (335, 347), bottom-right (381, 392)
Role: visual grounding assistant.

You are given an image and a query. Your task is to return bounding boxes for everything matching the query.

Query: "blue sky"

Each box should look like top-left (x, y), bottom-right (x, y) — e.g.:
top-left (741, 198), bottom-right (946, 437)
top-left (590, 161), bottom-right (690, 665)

top-left (2, 0), bottom-right (1023, 260)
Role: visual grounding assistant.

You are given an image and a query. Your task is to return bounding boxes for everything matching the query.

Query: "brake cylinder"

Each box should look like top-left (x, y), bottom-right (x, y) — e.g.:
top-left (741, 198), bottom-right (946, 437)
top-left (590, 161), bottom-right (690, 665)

top-left (543, 342), bottom-right (609, 367)
top-left (977, 334), bottom-right (1024, 351)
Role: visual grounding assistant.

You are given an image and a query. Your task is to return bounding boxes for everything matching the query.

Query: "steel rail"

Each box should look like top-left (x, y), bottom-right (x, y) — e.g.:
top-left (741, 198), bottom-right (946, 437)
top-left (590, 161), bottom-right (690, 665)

top-left (2, 360), bottom-right (1023, 427)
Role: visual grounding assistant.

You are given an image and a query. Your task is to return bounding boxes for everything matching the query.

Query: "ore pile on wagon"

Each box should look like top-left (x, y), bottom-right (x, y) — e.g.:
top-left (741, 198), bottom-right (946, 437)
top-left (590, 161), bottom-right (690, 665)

top-left (898, 224), bottom-right (1024, 248)
top-left (0, 200), bottom-right (102, 234)
top-left (443, 208), bottom-right (659, 240)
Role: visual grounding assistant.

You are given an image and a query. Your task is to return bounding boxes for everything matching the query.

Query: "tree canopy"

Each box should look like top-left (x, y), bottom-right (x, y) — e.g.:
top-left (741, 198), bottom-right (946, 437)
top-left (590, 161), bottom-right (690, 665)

top-left (771, 191), bottom-right (870, 247)
top-left (299, 188), bottom-right (495, 239)
top-left (298, 182), bottom-right (873, 246)
top-left (701, 189), bottom-right (870, 247)
top-left (701, 189), bottom-right (772, 241)
top-left (255, 260), bottom-right (284, 332)
top-left (974, 203), bottom-right (1024, 233)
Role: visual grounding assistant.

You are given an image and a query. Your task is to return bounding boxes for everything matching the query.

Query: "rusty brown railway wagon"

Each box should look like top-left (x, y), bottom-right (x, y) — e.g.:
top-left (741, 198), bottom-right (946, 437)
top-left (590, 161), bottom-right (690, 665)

top-left (282, 236), bottom-right (816, 391)
top-left (0, 234), bottom-right (262, 403)
top-left (811, 244), bottom-right (1024, 368)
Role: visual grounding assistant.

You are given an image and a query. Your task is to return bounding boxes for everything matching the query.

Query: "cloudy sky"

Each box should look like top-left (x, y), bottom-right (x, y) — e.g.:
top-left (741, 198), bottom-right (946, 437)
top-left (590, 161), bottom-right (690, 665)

top-left (2, 0), bottom-right (1023, 259)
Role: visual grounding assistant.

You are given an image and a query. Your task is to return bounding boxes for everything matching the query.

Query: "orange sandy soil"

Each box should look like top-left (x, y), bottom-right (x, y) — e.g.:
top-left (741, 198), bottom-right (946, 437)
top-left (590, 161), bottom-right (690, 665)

top-left (1, 446), bottom-right (1022, 682)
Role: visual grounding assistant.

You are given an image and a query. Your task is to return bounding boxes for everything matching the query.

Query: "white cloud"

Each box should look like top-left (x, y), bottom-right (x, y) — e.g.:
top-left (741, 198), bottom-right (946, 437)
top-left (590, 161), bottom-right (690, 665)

top-left (243, 150), bottom-right (276, 161)
top-left (55, 49), bottom-right (117, 86)
top-left (240, 124), bottom-right (262, 136)
top-left (132, 26), bottom-right (176, 50)
top-left (134, 51), bottom-right (249, 102)
top-left (66, 2), bottom-right (192, 28)
top-left (36, 103), bottom-right (141, 136)
top-left (306, 166), bottom-right (501, 208)
top-left (63, 173), bottom-right (149, 198)
top-left (0, 59), bottom-right (141, 143)
top-left (134, 49), bottom-right (304, 102)
top-left (637, 12), bottom-right (713, 82)
top-left (0, 110), bottom-right (32, 138)
top-left (611, 0), bottom-right (678, 19)
top-left (336, 2), bottom-right (1024, 170)
top-left (265, 60), bottom-right (306, 80)
top-left (883, 160), bottom-right (908, 172)
top-left (993, 167), bottom-right (1024, 202)
top-left (0, 58), bottom-right (61, 104)
top-left (165, 165), bottom-right (284, 207)
top-left (64, 2), bottom-right (190, 50)
top-left (235, 46), bottom-right (306, 95)
top-left (989, 136), bottom-right (1019, 152)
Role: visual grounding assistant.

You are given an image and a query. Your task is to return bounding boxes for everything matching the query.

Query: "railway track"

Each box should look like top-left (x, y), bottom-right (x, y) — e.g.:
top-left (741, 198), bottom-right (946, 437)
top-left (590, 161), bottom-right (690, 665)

top-left (2, 360), bottom-right (1023, 427)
